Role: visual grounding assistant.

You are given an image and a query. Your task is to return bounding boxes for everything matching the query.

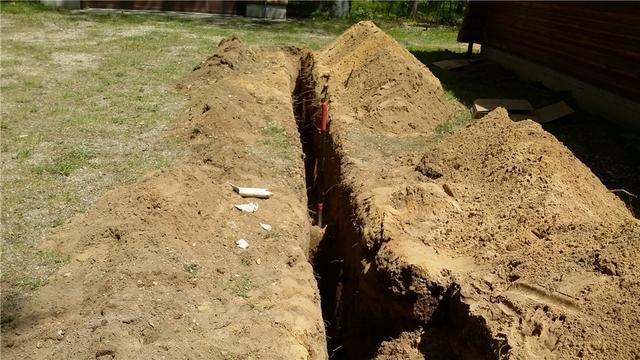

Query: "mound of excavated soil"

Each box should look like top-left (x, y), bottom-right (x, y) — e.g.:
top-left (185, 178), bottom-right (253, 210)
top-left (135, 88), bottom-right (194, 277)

top-left (406, 109), bottom-right (640, 358)
top-left (414, 108), bottom-right (632, 256)
top-left (316, 21), bottom-right (457, 134)
top-left (2, 39), bottom-right (327, 359)
top-left (312, 21), bottom-right (640, 360)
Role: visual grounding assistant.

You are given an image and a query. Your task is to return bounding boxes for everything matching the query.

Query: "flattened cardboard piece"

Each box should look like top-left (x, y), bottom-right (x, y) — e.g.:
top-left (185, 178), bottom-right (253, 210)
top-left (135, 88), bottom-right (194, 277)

top-left (433, 59), bottom-right (471, 70)
top-left (509, 113), bottom-right (539, 122)
top-left (472, 98), bottom-right (533, 119)
top-left (533, 101), bottom-right (575, 123)
top-left (432, 58), bottom-right (481, 71)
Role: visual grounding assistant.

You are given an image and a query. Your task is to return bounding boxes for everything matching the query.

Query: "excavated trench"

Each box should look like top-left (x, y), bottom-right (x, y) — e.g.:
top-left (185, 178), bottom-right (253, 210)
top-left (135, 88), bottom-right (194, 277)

top-left (291, 50), bottom-right (500, 359)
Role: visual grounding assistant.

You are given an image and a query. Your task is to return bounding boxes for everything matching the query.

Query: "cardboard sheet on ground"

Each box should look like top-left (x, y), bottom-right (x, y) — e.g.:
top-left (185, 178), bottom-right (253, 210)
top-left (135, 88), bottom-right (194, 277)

top-left (472, 99), bottom-right (533, 119)
top-left (509, 113), bottom-right (539, 122)
top-left (533, 101), bottom-right (575, 123)
top-left (474, 99), bottom-right (574, 124)
top-left (432, 58), bottom-right (482, 71)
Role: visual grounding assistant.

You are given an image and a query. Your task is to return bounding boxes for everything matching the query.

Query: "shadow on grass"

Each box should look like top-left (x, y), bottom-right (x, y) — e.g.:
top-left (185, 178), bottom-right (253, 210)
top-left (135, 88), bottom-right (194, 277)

top-left (412, 49), bottom-right (640, 217)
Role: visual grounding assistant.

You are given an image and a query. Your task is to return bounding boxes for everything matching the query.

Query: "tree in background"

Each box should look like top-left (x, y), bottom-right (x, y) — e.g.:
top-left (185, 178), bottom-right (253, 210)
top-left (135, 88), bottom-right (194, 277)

top-left (287, 0), bottom-right (467, 25)
top-left (333, 0), bottom-right (351, 17)
top-left (410, 0), bottom-right (419, 18)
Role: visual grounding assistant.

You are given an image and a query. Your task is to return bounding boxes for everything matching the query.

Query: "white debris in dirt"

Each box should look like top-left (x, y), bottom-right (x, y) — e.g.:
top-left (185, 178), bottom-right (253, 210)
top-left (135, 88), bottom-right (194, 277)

top-left (260, 223), bottom-right (272, 231)
top-left (230, 184), bottom-right (273, 199)
top-left (236, 239), bottom-right (249, 249)
top-left (256, 259), bottom-right (261, 265)
top-left (234, 203), bottom-right (258, 213)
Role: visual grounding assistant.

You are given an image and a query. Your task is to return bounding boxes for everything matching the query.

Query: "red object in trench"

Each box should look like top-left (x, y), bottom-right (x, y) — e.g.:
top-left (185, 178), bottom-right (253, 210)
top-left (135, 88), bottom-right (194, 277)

top-left (317, 102), bottom-right (328, 227)
top-left (320, 102), bottom-right (328, 131)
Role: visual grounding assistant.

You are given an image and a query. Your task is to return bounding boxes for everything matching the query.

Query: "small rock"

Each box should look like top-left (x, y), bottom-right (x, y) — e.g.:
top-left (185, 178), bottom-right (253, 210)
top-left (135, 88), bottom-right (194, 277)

top-left (63, 272), bottom-right (71, 277)
top-left (236, 239), bottom-right (249, 249)
top-left (95, 349), bottom-right (115, 358)
top-left (442, 183), bottom-right (454, 197)
top-left (415, 162), bottom-right (443, 179)
top-left (601, 262), bottom-right (617, 276)
top-left (256, 259), bottom-right (261, 265)
top-left (55, 329), bottom-right (65, 341)
top-left (121, 317), bottom-right (136, 324)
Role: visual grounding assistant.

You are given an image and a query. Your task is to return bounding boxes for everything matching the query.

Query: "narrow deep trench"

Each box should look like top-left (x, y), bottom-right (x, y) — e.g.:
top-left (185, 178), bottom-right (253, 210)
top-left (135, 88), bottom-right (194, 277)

top-left (291, 50), bottom-right (501, 360)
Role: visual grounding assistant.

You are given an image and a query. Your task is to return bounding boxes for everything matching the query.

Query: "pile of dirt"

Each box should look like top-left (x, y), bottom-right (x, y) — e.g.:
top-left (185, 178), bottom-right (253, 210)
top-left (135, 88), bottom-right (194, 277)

top-left (316, 21), bottom-right (457, 134)
top-left (405, 109), bottom-right (640, 358)
top-left (311, 21), bottom-right (640, 359)
top-left (414, 107), bottom-right (633, 257)
top-left (2, 39), bottom-right (327, 359)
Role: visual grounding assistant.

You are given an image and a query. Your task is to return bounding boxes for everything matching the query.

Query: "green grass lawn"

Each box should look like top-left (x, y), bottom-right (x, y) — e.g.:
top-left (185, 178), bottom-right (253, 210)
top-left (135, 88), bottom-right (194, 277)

top-left (0, 3), bottom-right (463, 322)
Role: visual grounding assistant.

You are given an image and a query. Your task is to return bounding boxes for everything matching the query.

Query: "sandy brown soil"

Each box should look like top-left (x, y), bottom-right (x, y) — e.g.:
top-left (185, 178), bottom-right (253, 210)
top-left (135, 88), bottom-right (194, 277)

top-left (311, 21), bottom-right (640, 359)
top-left (318, 21), bottom-right (458, 135)
top-left (3, 20), bottom-right (639, 360)
top-left (2, 39), bottom-right (326, 359)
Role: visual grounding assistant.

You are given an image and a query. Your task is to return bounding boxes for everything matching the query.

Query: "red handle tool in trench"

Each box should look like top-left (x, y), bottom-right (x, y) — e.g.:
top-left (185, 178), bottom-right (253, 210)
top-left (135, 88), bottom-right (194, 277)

top-left (317, 102), bottom-right (328, 227)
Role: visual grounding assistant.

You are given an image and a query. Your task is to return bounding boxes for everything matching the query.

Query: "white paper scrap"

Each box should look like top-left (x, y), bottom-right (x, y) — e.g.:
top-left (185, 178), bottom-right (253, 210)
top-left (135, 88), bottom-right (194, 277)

top-left (234, 203), bottom-right (258, 213)
top-left (236, 239), bottom-right (249, 249)
top-left (231, 184), bottom-right (273, 199)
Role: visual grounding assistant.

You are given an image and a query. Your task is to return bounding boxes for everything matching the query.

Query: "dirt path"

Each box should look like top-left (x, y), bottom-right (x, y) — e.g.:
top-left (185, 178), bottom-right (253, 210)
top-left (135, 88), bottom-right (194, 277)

top-left (2, 39), bottom-right (326, 359)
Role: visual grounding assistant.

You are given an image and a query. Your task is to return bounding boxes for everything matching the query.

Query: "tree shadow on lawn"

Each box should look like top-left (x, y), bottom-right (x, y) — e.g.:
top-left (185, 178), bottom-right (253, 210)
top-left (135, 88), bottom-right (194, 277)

top-left (412, 49), bottom-right (640, 217)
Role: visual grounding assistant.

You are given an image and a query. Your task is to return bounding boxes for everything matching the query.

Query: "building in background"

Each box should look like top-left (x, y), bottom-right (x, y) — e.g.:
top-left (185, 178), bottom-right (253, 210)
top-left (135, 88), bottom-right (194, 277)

top-left (42, 0), bottom-right (289, 19)
top-left (459, 2), bottom-right (640, 130)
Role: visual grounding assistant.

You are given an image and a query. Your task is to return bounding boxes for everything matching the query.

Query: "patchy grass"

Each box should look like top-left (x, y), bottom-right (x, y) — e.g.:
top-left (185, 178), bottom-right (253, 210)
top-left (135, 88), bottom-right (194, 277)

top-left (435, 112), bottom-right (472, 136)
top-left (36, 249), bottom-right (70, 265)
top-left (32, 148), bottom-right (96, 176)
top-left (0, 2), bottom-right (463, 325)
top-left (231, 274), bottom-right (253, 299)
top-left (183, 262), bottom-right (200, 274)
top-left (261, 125), bottom-right (293, 156)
